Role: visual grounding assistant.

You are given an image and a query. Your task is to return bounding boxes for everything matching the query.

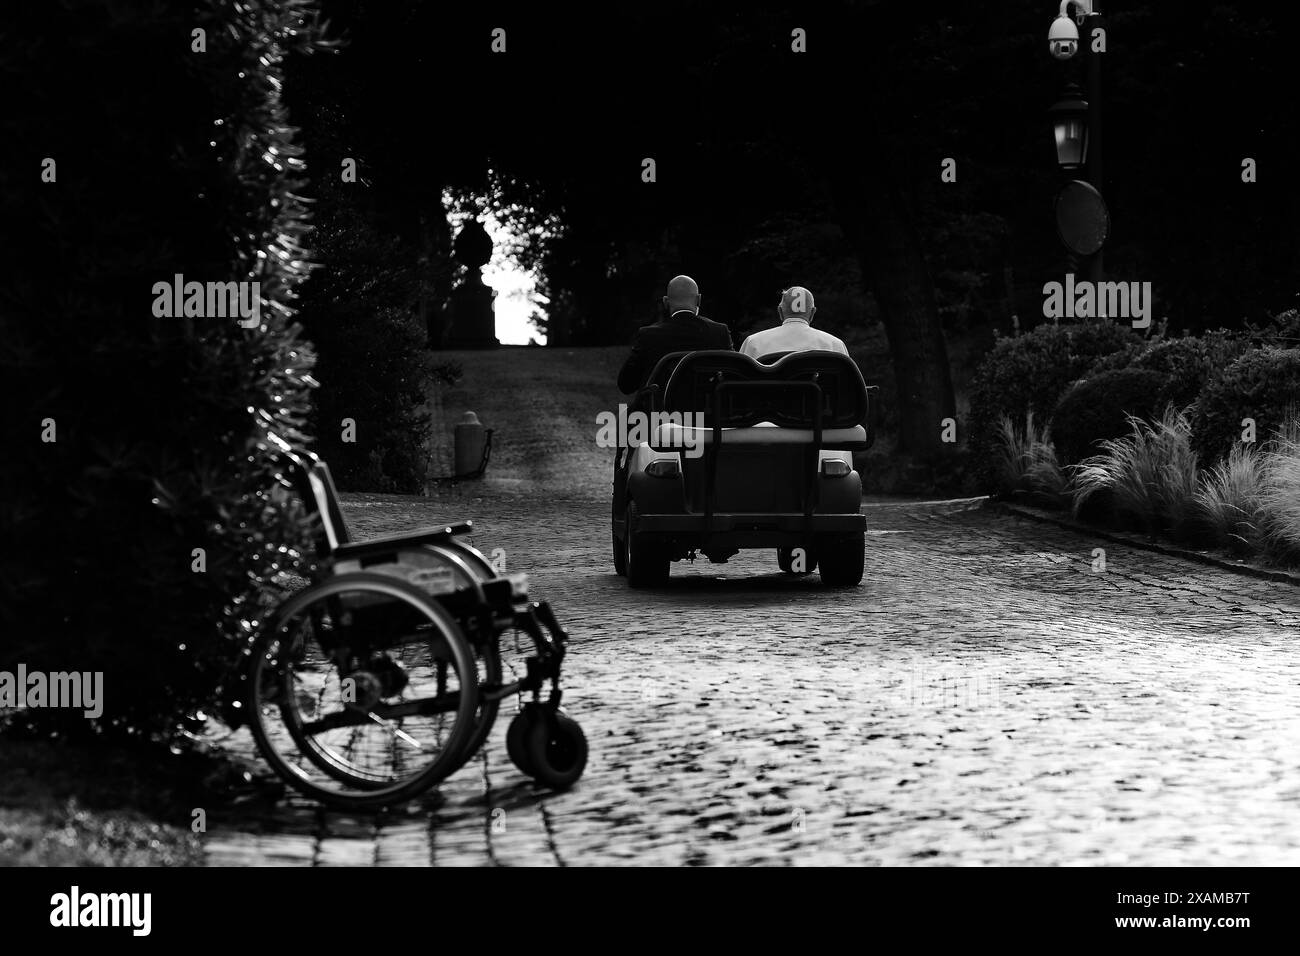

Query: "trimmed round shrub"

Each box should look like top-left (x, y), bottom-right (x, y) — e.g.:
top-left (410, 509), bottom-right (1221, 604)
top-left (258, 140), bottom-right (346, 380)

top-left (968, 321), bottom-right (1141, 489)
top-left (1128, 331), bottom-right (1247, 410)
top-left (1192, 347), bottom-right (1300, 465)
top-left (1076, 339), bottom-right (1147, 377)
top-left (1073, 331), bottom-right (1247, 411)
top-left (1051, 368), bottom-right (1169, 465)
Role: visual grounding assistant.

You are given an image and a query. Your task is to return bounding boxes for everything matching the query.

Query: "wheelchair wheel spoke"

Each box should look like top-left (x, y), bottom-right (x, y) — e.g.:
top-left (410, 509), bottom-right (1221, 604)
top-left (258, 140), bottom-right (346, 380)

top-left (248, 571), bottom-right (485, 806)
top-left (366, 712), bottom-right (426, 752)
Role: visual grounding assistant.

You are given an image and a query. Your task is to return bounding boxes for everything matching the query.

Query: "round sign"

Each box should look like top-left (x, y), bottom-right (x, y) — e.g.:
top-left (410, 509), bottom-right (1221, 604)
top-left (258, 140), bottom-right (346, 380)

top-left (1055, 179), bottom-right (1110, 256)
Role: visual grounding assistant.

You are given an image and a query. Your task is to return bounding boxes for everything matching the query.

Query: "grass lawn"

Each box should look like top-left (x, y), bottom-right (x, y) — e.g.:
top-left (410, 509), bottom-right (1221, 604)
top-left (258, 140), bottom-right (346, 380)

top-left (0, 736), bottom-right (205, 866)
top-left (435, 345), bottom-right (628, 497)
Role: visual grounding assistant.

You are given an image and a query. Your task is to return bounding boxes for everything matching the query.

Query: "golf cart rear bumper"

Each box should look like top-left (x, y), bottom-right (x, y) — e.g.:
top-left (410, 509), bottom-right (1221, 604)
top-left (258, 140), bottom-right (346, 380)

top-left (634, 512), bottom-right (864, 544)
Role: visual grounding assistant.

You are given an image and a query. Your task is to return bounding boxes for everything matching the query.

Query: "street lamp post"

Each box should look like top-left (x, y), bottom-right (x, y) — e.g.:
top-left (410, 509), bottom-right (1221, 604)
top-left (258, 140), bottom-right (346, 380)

top-left (1049, 84), bottom-right (1089, 170)
top-left (1048, 1), bottom-right (1105, 285)
top-left (1083, 4), bottom-right (1103, 284)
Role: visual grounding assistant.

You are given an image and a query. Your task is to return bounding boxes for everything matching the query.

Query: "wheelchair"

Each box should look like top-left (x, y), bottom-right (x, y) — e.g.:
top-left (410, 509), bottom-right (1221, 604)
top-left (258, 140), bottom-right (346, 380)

top-left (233, 449), bottom-right (587, 809)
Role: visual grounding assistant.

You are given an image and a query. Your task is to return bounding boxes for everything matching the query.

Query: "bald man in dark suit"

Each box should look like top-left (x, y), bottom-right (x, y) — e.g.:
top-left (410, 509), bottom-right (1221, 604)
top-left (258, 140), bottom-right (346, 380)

top-left (617, 275), bottom-right (733, 394)
top-left (612, 275), bottom-right (733, 520)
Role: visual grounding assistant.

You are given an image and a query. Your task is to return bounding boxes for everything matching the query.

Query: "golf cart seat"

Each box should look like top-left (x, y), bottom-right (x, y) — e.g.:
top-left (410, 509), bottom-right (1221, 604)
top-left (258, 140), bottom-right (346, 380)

top-left (659, 349), bottom-right (874, 439)
top-left (653, 421), bottom-right (868, 447)
top-left (631, 350), bottom-right (691, 414)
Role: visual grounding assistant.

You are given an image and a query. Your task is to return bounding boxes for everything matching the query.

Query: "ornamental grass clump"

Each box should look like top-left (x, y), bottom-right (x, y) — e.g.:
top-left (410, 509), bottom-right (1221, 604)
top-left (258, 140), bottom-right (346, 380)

top-left (1070, 406), bottom-right (1199, 538)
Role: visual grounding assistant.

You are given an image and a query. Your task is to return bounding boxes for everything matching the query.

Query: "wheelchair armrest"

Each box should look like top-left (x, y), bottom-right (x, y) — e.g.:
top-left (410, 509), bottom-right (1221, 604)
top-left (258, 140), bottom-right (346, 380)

top-left (332, 521), bottom-right (474, 561)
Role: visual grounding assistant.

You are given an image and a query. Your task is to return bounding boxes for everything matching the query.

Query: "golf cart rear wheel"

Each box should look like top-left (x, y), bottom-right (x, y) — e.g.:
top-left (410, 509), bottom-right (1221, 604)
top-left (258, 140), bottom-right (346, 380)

top-left (777, 546), bottom-right (818, 574)
top-left (613, 532), bottom-right (627, 576)
top-left (625, 501), bottom-right (670, 588)
top-left (817, 531), bottom-right (865, 587)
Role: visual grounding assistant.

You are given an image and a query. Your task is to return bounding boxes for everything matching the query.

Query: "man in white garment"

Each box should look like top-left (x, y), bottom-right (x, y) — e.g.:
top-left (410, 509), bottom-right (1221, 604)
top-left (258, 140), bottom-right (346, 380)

top-left (739, 286), bottom-right (849, 361)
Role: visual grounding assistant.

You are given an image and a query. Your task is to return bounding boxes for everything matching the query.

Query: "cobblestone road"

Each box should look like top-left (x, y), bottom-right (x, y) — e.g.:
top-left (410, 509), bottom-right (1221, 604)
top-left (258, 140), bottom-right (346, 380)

top-left (204, 493), bottom-right (1300, 866)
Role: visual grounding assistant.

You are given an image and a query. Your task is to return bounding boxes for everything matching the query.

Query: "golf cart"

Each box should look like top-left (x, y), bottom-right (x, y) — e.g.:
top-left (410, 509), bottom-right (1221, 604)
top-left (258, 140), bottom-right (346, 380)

top-left (611, 349), bottom-right (880, 588)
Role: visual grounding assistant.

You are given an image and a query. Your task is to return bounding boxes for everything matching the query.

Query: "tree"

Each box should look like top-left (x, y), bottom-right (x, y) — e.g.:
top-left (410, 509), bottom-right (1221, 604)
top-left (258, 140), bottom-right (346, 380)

top-left (295, 0), bottom-right (1300, 456)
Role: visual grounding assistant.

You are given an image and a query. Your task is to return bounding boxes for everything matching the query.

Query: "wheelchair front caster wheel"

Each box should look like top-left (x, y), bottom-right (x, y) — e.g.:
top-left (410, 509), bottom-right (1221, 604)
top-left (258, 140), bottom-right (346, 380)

top-left (506, 704), bottom-right (541, 777)
top-left (526, 711), bottom-right (588, 789)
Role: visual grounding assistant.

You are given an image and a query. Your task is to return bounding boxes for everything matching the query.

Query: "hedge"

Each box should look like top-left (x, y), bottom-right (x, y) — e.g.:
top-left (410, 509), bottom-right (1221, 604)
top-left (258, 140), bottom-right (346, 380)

top-left (1192, 347), bottom-right (1300, 465)
top-left (968, 321), bottom-right (1140, 489)
top-left (1051, 367), bottom-right (1169, 465)
top-left (0, 1), bottom-right (327, 740)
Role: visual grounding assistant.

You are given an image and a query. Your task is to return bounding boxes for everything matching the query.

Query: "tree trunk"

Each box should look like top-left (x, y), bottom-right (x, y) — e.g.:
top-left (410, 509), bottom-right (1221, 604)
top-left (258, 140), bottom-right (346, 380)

top-left (829, 149), bottom-right (956, 460)
top-left (421, 191), bottom-right (454, 349)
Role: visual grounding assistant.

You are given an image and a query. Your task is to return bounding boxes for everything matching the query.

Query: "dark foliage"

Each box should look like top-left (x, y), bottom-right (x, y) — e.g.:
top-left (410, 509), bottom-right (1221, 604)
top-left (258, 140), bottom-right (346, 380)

top-left (0, 1), bottom-right (327, 741)
top-left (1261, 308), bottom-right (1300, 346)
top-left (281, 69), bottom-right (461, 493)
top-left (967, 321), bottom-right (1140, 488)
top-left (1128, 332), bottom-right (1248, 410)
top-left (1051, 368), bottom-right (1168, 465)
top-left (1192, 347), bottom-right (1300, 465)
top-left (309, 303), bottom-right (461, 492)
top-left (1084, 331), bottom-right (1249, 410)
top-left (295, 1), bottom-right (1300, 347)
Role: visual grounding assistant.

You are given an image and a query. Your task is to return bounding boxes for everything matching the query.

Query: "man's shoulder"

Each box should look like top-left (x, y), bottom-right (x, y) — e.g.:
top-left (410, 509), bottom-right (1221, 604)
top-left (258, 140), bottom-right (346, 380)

top-left (631, 319), bottom-right (670, 339)
top-left (651, 313), bottom-right (731, 341)
top-left (697, 314), bottom-right (730, 333)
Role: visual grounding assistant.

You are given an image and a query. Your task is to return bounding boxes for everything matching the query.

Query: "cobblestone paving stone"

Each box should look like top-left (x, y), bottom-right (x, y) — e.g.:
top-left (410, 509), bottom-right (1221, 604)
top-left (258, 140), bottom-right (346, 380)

top-left (203, 495), bottom-right (1300, 866)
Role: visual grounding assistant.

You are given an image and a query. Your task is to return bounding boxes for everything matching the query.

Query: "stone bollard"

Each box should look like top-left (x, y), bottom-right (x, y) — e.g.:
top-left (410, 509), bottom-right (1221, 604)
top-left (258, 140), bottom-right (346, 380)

top-left (454, 410), bottom-right (488, 478)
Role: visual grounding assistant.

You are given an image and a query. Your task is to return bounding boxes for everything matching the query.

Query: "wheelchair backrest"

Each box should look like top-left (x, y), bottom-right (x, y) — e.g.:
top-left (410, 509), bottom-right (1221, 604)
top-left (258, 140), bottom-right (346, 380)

top-left (285, 451), bottom-right (353, 556)
top-left (662, 349), bottom-right (870, 429)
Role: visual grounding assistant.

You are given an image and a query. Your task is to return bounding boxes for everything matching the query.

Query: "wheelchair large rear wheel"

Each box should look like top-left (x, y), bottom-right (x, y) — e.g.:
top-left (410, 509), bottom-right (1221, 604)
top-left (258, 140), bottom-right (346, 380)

top-left (248, 572), bottom-right (481, 809)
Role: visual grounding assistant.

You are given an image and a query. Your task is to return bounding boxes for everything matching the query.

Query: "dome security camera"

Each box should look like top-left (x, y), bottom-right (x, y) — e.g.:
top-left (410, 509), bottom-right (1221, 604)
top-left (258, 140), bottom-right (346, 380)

top-left (1048, 14), bottom-right (1080, 60)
